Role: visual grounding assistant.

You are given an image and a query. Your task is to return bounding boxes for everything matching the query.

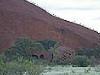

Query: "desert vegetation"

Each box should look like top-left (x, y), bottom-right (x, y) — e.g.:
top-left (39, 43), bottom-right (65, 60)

top-left (0, 54), bottom-right (44, 75)
top-left (0, 37), bottom-right (100, 75)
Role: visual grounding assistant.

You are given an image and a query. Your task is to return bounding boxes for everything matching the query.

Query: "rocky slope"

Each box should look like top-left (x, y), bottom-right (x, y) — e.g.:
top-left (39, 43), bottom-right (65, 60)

top-left (0, 0), bottom-right (100, 52)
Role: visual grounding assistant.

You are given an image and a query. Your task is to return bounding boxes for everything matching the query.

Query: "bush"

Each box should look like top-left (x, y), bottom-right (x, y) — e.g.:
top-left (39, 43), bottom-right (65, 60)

top-left (53, 58), bottom-right (71, 65)
top-left (76, 48), bottom-right (94, 58)
top-left (76, 47), bottom-right (100, 58)
top-left (37, 39), bottom-right (58, 50)
top-left (72, 55), bottom-right (90, 67)
top-left (4, 37), bottom-right (46, 61)
top-left (0, 56), bottom-right (44, 75)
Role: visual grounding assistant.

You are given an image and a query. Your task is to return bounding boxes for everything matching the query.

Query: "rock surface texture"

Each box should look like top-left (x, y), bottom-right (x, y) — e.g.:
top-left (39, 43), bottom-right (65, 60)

top-left (0, 0), bottom-right (100, 52)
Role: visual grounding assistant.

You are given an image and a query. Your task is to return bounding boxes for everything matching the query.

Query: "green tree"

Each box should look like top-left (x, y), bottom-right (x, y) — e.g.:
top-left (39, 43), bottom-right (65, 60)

top-left (37, 39), bottom-right (58, 50)
top-left (4, 37), bottom-right (45, 61)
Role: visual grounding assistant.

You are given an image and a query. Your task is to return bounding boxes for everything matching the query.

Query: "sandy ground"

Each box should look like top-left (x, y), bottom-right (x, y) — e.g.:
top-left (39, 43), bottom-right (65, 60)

top-left (41, 65), bottom-right (100, 75)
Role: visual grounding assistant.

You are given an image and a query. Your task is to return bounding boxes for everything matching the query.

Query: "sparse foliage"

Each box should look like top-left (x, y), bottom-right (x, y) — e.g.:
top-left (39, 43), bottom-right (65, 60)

top-left (72, 55), bottom-right (90, 67)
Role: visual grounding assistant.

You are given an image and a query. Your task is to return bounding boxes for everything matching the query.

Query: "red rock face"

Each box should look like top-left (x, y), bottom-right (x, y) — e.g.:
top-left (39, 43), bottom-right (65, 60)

top-left (0, 0), bottom-right (100, 52)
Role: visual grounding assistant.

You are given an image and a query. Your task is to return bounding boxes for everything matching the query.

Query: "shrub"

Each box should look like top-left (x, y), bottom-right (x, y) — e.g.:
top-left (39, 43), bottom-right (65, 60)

top-left (37, 39), bottom-right (58, 50)
top-left (76, 47), bottom-right (100, 58)
top-left (93, 47), bottom-right (100, 58)
top-left (4, 37), bottom-right (46, 61)
top-left (0, 56), bottom-right (44, 75)
top-left (72, 55), bottom-right (90, 67)
top-left (13, 37), bottom-right (45, 56)
top-left (76, 48), bottom-right (94, 58)
top-left (53, 57), bottom-right (71, 65)
top-left (51, 47), bottom-right (74, 65)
